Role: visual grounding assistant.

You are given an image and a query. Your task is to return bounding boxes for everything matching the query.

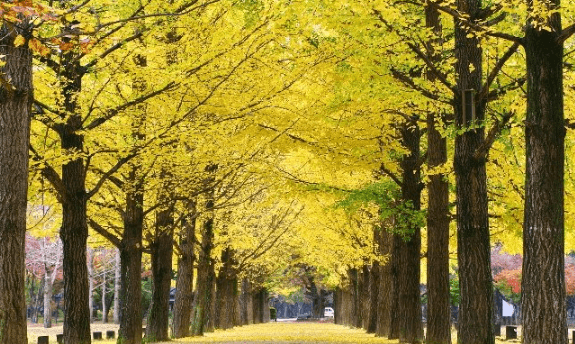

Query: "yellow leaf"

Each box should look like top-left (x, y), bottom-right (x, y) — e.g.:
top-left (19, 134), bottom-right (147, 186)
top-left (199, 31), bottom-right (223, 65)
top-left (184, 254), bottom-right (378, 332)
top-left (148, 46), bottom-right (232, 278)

top-left (13, 35), bottom-right (26, 47)
top-left (29, 39), bottom-right (51, 56)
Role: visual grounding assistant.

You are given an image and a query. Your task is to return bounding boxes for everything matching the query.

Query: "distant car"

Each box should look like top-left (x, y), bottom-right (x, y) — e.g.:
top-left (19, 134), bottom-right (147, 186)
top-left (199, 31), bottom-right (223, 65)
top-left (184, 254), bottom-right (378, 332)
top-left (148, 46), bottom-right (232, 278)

top-left (324, 307), bottom-right (334, 318)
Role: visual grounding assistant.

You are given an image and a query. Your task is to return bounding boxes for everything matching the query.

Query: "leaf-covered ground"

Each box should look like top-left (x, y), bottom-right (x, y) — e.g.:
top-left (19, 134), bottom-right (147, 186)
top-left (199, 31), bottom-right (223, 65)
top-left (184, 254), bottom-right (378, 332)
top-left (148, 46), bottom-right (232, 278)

top-left (164, 322), bottom-right (399, 343)
top-left (27, 321), bottom-right (520, 344)
top-left (161, 322), bottom-right (519, 344)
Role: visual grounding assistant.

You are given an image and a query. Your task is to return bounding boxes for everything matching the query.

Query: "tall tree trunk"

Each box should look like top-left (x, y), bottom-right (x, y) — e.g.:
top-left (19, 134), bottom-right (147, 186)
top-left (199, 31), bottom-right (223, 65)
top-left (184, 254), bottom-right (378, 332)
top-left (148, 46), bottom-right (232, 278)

top-left (207, 271), bottom-right (217, 331)
top-left (309, 278), bottom-right (320, 319)
top-left (389, 234), bottom-right (401, 339)
top-left (262, 291), bottom-right (270, 322)
top-left (118, 55), bottom-right (147, 344)
top-left (240, 278), bottom-right (253, 325)
top-left (318, 289), bottom-right (326, 318)
top-left (117, 179), bottom-right (144, 344)
top-left (375, 226), bottom-right (394, 338)
top-left (522, 5), bottom-right (567, 344)
top-left (367, 260), bottom-right (379, 334)
top-left (102, 269), bottom-right (108, 323)
top-left (426, 113), bottom-right (451, 344)
top-left (425, 4), bottom-right (451, 344)
top-left (215, 248), bottom-right (238, 330)
top-left (114, 249), bottom-right (121, 324)
top-left (454, 0), bottom-right (493, 342)
top-left (252, 288), bottom-right (268, 324)
top-left (146, 220), bottom-right (174, 342)
top-left (192, 177), bottom-right (216, 336)
top-left (43, 273), bottom-right (53, 328)
top-left (35, 278), bottom-right (45, 324)
top-left (233, 281), bottom-right (241, 326)
top-left (348, 268), bottom-right (360, 328)
top-left (88, 248), bottom-right (94, 323)
top-left (334, 288), bottom-right (342, 325)
top-left (58, 49), bottom-right (91, 343)
top-left (60, 157), bottom-right (91, 343)
top-left (361, 265), bottom-right (371, 329)
top-left (173, 201), bottom-right (197, 338)
top-left (398, 119), bottom-right (423, 344)
top-left (0, 24), bottom-right (31, 344)
top-left (342, 287), bottom-right (353, 326)
top-left (252, 290), bottom-right (262, 324)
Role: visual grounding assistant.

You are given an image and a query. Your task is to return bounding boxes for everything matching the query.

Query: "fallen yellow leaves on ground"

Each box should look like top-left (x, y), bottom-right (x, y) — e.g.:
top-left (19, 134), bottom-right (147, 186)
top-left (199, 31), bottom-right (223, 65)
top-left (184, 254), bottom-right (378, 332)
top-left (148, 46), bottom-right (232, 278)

top-left (27, 321), bottom-right (520, 344)
top-left (164, 322), bottom-right (400, 344)
top-left (161, 322), bottom-right (519, 344)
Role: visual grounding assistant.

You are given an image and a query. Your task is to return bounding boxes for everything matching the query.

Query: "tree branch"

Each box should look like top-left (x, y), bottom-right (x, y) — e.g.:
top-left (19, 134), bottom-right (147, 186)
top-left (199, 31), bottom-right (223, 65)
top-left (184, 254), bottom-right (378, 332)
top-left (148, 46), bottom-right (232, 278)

top-left (559, 23), bottom-right (575, 44)
top-left (406, 42), bottom-right (454, 92)
top-left (435, 4), bottom-right (523, 44)
top-left (29, 145), bottom-right (66, 201)
top-left (479, 41), bottom-right (521, 102)
top-left (86, 152), bottom-right (138, 199)
top-left (84, 82), bottom-right (177, 130)
top-left (473, 111), bottom-right (514, 162)
top-left (87, 218), bottom-right (121, 247)
top-left (84, 30), bottom-right (143, 70)
top-left (377, 163), bottom-right (403, 188)
top-left (486, 77), bottom-right (526, 102)
top-left (390, 68), bottom-right (448, 103)
top-left (372, 8), bottom-right (454, 92)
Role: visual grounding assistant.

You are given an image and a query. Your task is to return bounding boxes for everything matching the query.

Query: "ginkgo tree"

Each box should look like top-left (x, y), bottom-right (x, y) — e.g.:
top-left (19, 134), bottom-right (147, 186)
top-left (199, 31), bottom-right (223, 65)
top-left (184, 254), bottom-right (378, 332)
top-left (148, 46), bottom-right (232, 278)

top-left (0, 2), bottom-right (62, 343)
top-left (10, 2), bottom-right (575, 344)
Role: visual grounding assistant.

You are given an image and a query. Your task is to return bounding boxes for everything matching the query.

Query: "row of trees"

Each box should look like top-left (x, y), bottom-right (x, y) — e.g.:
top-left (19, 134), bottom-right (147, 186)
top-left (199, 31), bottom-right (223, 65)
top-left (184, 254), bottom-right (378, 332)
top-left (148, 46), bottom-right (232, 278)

top-left (262, 1), bottom-right (575, 344)
top-left (1, 1), bottom-right (316, 343)
top-left (4, 1), bottom-right (575, 344)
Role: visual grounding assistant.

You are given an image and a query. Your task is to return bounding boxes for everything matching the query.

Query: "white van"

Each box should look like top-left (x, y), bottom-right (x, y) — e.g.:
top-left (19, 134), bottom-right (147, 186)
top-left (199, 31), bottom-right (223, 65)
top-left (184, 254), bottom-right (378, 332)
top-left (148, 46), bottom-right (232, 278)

top-left (324, 307), bottom-right (334, 318)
